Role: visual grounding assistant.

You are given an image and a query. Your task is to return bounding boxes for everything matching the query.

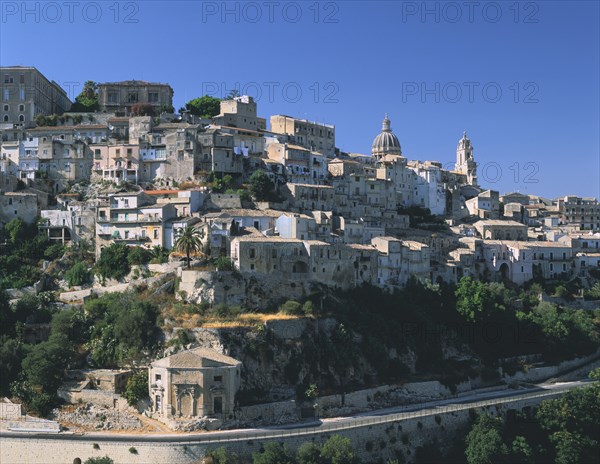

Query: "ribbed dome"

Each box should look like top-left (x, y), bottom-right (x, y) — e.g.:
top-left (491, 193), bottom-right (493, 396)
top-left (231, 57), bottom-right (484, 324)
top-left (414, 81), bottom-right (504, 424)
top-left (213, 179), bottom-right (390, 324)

top-left (372, 114), bottom-right (401, 157)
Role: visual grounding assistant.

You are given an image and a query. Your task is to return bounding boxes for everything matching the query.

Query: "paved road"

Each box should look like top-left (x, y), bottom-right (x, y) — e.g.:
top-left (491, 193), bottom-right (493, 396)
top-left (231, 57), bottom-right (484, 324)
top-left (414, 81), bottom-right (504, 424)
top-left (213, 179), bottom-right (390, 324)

top-left (1, 379), bottom-right (592, 445)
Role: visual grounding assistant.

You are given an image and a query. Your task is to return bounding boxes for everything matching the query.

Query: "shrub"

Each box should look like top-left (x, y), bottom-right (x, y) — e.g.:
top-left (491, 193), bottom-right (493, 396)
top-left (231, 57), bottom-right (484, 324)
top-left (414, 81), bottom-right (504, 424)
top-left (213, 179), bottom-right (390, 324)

top-left (302, 300), bottom-right (315, 316)
top-left (44, 243), bottom-right (65, 260)
top-left (280, 300), bottom-right (302, 315)
top-left (128, 447), bottom-right (137, 454)
top-left (84, 457), bottom-right (114, 464)
top-left (127, 246), bottom-right (152, 266)
top-left (28, 392), bottom-right (54, 416)
top-left (65, 262), bottom-right (90, 287)
top-left (215, 256), bottom-right (235, 271)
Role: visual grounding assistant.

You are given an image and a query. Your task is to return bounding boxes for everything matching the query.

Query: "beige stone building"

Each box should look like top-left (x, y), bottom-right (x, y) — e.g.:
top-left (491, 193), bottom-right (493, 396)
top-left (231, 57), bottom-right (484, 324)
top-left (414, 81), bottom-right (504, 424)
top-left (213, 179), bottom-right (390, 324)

top-left (212, 96), bottom-right (266, 134)
top-left (149, 348), bottom-right (241, 419)
top-left (480, 240), bottom-right (573, 284)
top-left (267, 143), bottom-right (327, 184)
top-left (270, 115), bottom-right (335, 157)
top-left (90, 142), bottom-right (139, 184)
top-left (1, 66), bottom-right (71, 124)
top-left (95, 191), bottom-right (177, 256)
top-left (557, 196), bottom-right (600, 231)
top-left (466, 190), bottom-right (499, 219)
top-left (0, 192), bottom-right (38, 225)
top-left (98, 80), bottom-right (174, 115)
top-left (474, 219), bottom-right (528, 241)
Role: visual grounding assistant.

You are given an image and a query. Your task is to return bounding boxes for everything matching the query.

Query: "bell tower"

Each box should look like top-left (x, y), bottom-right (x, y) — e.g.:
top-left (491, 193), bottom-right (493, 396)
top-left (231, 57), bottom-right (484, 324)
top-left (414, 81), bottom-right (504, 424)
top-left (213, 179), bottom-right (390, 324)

top-left (455, 131), bottom-right (478, 186)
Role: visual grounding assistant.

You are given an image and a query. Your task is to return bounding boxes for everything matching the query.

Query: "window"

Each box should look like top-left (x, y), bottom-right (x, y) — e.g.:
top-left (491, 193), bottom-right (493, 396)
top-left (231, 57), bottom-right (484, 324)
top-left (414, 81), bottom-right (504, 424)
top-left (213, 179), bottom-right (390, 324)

top-left (249, 247), bottom-right (256, 259)
top-left (148, 92), bottom-right (159, 103)
top-left (213, 375), bottom-right (222, 382)
top-left (108, 92), bottom-right (118, 103)
top-left (153, 229), bottom-right (159, 239)
top-left (18, 115), bottom-right (24, 122)
top-left (3, 104), bottom-right (7, 111)
top-left (18, 104), bottom-right (24, 111)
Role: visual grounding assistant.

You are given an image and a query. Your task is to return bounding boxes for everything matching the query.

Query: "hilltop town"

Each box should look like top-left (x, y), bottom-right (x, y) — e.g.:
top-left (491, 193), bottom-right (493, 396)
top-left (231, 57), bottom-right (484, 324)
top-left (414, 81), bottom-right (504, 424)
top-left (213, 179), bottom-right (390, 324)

top-left (1, 67), bottom-right (599, 462)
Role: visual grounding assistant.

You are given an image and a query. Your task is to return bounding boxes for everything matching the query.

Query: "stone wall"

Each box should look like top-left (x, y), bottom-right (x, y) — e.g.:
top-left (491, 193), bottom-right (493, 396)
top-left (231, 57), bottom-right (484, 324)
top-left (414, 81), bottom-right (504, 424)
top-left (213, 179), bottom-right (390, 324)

top-left (502, 348), bottom-right (600, 384)
top-left (57, 390), bottom-right (129, 410)
top-left (0, 388), bottom-right (575, 464)
top-left (178, 269), bottom-right (309, 308)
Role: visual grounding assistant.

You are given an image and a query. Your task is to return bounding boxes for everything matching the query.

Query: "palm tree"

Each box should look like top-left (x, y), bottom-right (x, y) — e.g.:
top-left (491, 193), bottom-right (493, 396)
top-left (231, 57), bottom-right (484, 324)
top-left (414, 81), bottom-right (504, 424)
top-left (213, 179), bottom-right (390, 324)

top-left (174, 226), bottom-right (204, 269)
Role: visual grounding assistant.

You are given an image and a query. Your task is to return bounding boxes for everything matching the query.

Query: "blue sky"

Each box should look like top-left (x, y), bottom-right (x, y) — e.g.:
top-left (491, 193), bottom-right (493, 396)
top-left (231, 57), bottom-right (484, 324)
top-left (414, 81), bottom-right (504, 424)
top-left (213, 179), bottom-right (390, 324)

top-left (1, 0), bottom-right (598, 199)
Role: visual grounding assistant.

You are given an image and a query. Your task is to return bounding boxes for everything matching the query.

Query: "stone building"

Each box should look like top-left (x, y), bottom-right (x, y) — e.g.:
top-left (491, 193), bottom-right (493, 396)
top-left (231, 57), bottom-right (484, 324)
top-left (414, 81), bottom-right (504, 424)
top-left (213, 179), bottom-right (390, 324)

top-left (90, 142), bottom-right (139, 184)
top-left (0, 192), bottom-right (38, 225)
top-left (454, 131), bottom-right (478, 186)
top-left (214, 96), bottom-right (265, 129)
top-left (149, 348), bottom-right (241, 419)
top-left (267, 142), bottom-right (327, 184)
top-left (474, 219), bottom-right (528, 241)
top-left (40, 201), bottom-right (95, 244)
top-left (466, 189), bottom-right (500, 219)
top-left (0, 66), bottom-right (71, 124)
top-left (372, 114), bottom-right (402, 160)
top-left (479, 240), bottom-right (573, 284)
top-left (98, 80), bottom-right (174, 115)
top-left (270, 115), bottom-right (335, 157)
top-left (557, 195), bottom-right (600, 231)
top-left (95, 191), bottom-right (177, 256)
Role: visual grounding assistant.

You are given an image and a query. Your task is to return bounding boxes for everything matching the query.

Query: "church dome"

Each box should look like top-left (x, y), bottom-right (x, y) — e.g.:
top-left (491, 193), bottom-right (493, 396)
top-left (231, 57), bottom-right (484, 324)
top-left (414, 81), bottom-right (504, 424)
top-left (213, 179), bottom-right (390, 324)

top-left (372, 114), bottom-right (401, 157)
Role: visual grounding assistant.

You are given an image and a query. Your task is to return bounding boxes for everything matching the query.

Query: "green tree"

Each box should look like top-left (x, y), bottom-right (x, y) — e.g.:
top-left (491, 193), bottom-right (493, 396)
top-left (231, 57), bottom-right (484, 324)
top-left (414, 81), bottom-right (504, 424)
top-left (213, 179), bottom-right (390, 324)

top-left (320, 434), bottom-right (359, 464)
top-left (21, 333), bottom-right (73, 393)
top-left (65, 262), bottom-right (91, 287)
top-left (536, 383), bottom-right (600, 463)
top-left (184, 95), bottom-right (221, 118)
top-left (123, 370), bottom-right (148, 406)
top-left (70, 81), bottom-right (99, 112)
top-left (4, 218), bottom-right (25, 244)
top-left (215, 256), bottom-right (235, 271)
top-left (465, 414), bottom-right (508, 464)
top-left (296, 441), bottom-right (323, 464)
top-left (253, 442), bottom-right (295, 464)
top-left (175, 226), bottom-right (204, 269)
top-left (0, 336), bottom-right (24, 394)
top-left (249, 170), bottom-right (275, 201)
top-left (150, 245), bottom-right (170, 264)
top-left (127, 246), bottom-right (152, 266)
top-left (510, 436), bottom-right (534, 464)
top-left (95, 242), bottom-right (130, 282)
top-left (224, 89), bottom-right (240, 100)
top-left (207, 447), bottom-right (237, 464)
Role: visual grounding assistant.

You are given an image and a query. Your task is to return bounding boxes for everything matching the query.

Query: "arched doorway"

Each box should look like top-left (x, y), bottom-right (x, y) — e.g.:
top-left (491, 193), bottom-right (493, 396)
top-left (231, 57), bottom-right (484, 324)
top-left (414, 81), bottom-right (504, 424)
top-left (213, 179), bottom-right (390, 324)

top-left (499, 263), bottom-right (509, 280)
top-left (292, 261), bottom-right (308, 274)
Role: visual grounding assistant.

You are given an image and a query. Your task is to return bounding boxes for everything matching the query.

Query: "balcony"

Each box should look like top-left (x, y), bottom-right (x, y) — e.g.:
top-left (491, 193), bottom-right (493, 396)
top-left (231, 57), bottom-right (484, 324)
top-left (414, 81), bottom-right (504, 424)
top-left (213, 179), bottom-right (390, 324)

top-left (114, 235), bottom-right (150, 242)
